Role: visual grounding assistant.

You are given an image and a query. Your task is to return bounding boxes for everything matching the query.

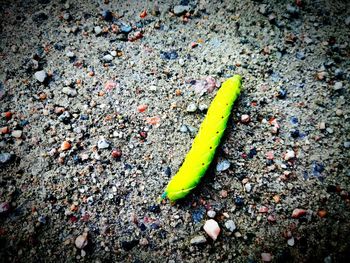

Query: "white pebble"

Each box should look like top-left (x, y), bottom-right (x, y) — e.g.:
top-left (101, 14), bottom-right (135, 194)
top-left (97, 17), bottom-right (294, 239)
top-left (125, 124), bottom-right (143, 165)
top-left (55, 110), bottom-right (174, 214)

top-left (34, 70), bottom-right (47, 83)
top-left (284, 150), bottom-right (295, 161)
top-left (287, 237), bottom-right (295, 246)
top-left (216, 159), bottom-right (230, 172)
top-left (245, 183), bottom-right (252, 193)
top-left (186, 103), bottom-right (197, 113)
top-left (190, 235), bottom-right (207, 245)
top-left (225, 220), bottom-right (236, 232)
top-left (97, 138), bottom-right (110, 149)
top-left (75, 233), bottom-right (88, 249)
top-left (203, 219), bottom-right (221, 241)
top-left (207, 210), bottom-right (216, 218)
top-left (11, 130), bottom-right (22, 138)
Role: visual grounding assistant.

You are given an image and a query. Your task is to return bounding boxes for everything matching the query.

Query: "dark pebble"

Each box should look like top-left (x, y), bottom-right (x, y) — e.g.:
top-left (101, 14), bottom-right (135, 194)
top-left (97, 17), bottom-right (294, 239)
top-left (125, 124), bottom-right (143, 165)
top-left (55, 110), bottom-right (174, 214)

top-left (139, 223), bottom-right (147, 231)
top-left (150, 223), bottom-right (160, 229)
top-left (192, 208), bottom-right (205, 223)
top-left (248, 148), bottom-right (257, 158)
top-left (102, 10), bottom-right (113, 21)
top-left (124, 163), bottom-right (132, 170)
top-left (290, 117), bottom-right (298, 125)
top-left (326, 185), bottom-right (337, 193)
top-left (277, 89), bottom-right (287, 99)
top-left (160, 50), bottom-right (178, 60)
top-left (312, 162), bottom-right (324, 176)
top-left (121, 240), bottom-right (139, 251)
top-left (148, 204), bottom-right (161, 213)
top-left (164, 166), bottom-right (171, 177)
top-left (290, 129), bottom-right (300, 138)
top-left (234, 196), bottom-right (244, 206)
top-left (32, 12), bottom-right (48, 24)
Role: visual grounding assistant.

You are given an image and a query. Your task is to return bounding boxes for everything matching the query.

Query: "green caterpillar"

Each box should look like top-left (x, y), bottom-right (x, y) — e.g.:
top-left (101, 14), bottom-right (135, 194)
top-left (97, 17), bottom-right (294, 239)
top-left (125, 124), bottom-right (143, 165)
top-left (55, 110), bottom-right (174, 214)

top-left (161, 75), bottom-right (242, 201)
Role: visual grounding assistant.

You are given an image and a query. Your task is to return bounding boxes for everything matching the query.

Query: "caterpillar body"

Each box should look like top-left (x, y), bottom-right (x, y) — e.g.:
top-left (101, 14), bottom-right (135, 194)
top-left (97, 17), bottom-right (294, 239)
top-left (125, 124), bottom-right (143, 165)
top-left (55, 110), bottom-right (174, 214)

top-left (161, 75), bottom-right (242, 201)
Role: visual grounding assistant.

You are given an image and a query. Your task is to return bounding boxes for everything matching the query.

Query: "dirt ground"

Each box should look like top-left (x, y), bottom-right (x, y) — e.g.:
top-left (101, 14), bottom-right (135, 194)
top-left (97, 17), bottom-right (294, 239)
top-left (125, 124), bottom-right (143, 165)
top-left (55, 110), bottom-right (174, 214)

top-left (0, 0), bottom-right (349, 262)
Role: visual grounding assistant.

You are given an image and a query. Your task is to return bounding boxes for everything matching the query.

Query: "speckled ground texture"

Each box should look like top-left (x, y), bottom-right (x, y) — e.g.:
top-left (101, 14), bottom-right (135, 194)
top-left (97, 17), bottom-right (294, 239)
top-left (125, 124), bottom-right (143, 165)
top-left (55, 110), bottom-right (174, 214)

top-left (0, 0), bottom-right (349, 262)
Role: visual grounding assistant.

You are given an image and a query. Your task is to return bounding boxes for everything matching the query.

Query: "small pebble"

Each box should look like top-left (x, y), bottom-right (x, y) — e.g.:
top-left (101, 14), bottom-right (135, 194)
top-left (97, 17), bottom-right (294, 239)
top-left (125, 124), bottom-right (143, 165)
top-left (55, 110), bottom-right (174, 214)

top-left (186, 103), bottom-right (197, 113)
top-left (333, 82), bottom-right (343, 91)
top-left (34, 70), bottom-right (47, 83)
top-left (319, 122), bottom-right (326, 130)
top-left (190, 235), bottom-right (207, 245)
top-left (284, 150), bottom-right (295, 161)
top-left (198, 104), bottom-right (208, 111)
top-left (179, 125), bottom-right (188, 133)
top-left (0, 153), bottom-right (12, 164)
top-left (98, 138), bottom-right (110, 149)
top-left (245, 183), bottom-right (252, 193)
top-left (61, 141), bottom-right (71, 151)
top-left (137, 104), bottom-right (148, 113)
top-left (344, 142), bottom-right (350, 148)
top-left (335, 109), bottom-right (343, 116)
top-left (216, 159), bottom-right (230, 172)
top-left (111, 149), bottom-right (122, 159)
top-left (241, 114), bottom-right (250, 123)
top-left (291, 208), bottom-right (307, 218)
top-left (173, 5), bottom-right (190, 16)
top-left (120, 25), bottom-right (132, 33)
top-left (103, 54), bottom-right (114, 62)
top-left (207, 210), bottom-right (216, 218)
top-left (75, 233), bottom-right (88, 249)
top-left (66, 51), bottom-right (75, 58)
top-left (11, 130), bottom-right (22, 138)
top-left (224, 220), bottom-right (236, 232)
top-left (261, 253), bottom-right (272, 262)
top-left (203, 219), bottom-right (221, 241)
top-left (296, 51), bottom-right (305, 60)
top-left (287, 237), bottom-right (295, 246)
top-left (94, 26), bottom-right (102, 35)
top-left (0, 202), bottom-right (10, 213)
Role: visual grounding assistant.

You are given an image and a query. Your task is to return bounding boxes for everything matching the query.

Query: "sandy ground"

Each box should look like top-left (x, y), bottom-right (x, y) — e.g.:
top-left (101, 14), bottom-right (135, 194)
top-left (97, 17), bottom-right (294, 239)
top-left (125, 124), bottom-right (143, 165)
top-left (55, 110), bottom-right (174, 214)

top-left (0, 0), bottom-right (350, 262)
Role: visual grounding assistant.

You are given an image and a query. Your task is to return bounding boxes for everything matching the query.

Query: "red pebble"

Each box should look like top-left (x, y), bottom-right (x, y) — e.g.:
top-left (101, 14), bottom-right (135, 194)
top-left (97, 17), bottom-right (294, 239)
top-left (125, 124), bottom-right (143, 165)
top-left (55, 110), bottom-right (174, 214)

top-left (140, 9), bottom-right (147, 18)
top-left (259, 206), bottom-right (269, 213)
top-left (0, 127), bottom-right (9, 134)
top-left (190, 42), bottom-right (198, 48)
top-left (111, 149), bottom-right (122, 159)
top-left (268, 215), bottom-right (276, 222)
top-left (291, 208), bottom-right (307, 218)
top-left (140, 131), bottom-right (147, 139)
top-left (137, 104), bottom-right (148, 113)
top-left (4, 111), bottom-right (12, 120)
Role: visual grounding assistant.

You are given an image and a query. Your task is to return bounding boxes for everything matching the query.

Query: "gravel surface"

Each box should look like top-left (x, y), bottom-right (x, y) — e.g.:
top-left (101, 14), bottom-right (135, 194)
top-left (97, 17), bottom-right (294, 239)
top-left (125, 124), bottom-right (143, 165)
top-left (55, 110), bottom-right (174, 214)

top-left (1, 0), bottom-right (350, 262)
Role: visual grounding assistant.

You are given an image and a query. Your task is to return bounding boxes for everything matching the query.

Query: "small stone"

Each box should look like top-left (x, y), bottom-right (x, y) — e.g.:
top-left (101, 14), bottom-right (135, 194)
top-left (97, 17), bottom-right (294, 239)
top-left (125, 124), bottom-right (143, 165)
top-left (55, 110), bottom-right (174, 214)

top-left (94, 26), bottom-right (102, 35)
top-left (198, 104), bottom-right (208, 111)
top-left (287, 237), bottom-right (295, 246)
top-left (345, 16), bottom-right (350, 26)
top-left (173, 5), bottom-right (190, 16)
top-left (326, 127), bottom-right (333, 134)
top-left (291, 208), bottom-right (307, 218)
top-left (75, 233), bottom-right (88, 249)
top-left (190, 235), bottom-right (207, 245)
top-left (207, 210), bottom-right (216, 218)
top-left (259, 206), bottom-right (269, 213)
top-left (186, 103), bottom-right (197, 113)
top-left (319, 122), bottom-right (326, 130)
top-left (61, 141), bottom-right (71, 151)
top-left (0, 202), bottom-right (10, 213)
top-left (137, 104), bottom-right (148, 113)
top-left (62, 87), bottom-right (77, 97)
top-left (98, 138), bottom-right (110, 149)
top-left (0, 153), bottom-right (12, 164)
top-left (179, 125), bottom-right (188, 133)
top-left (63, 12), bottom-right (71, 20)
top-left (261, 253), bottom-right (272, 262)
top-left (34, 70), bottom-right (47, 83)
top-left (139, 238), bottom-right (149, 246)
top-left (225, 220), bottom-right (236, 232)
top-left (245, 183), bottom-right (252, 193)
top-left (103, 54), bottom-right (114, 62)
top-left (296, 51), bottom-right (305, 60)
top-left (110, 51), bottom-right (117, 57)
top-left (102, 10), bottom-right (113, 21)
top-left (120, 25), bottom-right (132, 33)
top-left (286, 4), bottom-right (299, 16)
top-left (284, 150), bottom-right (295, 161)
top-left (216, 159), bottom-right (230, 172)
top-left (66, 51), bottom-right (75, 58)
top-left (334, 68), bottom-right (344, 79)
top-left (11, 130), bottom-right (22, 138)
top-left (111, 149), bottom-right (122, 159)
top-left (203, 219), bottom-right (221, 241)
top-left (258, 4), bottom-right (268, 15)
top-left (333, 82), bottom-right (343, 91)
top-left (344, 142), bottom-right (350, 148)
top-left (267, 215), bottom-right (276, 222)
top-left (241, 114), bottom-right (250, 123)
